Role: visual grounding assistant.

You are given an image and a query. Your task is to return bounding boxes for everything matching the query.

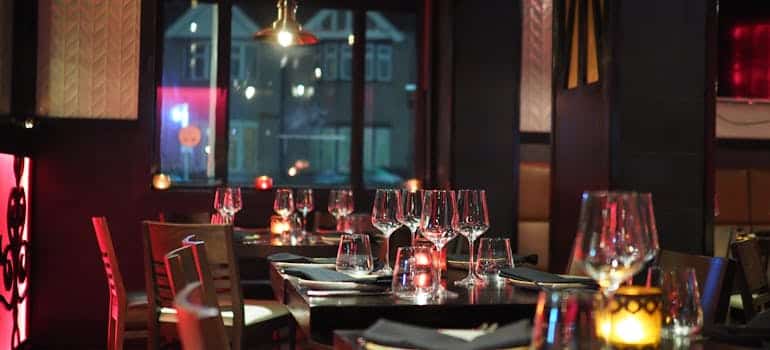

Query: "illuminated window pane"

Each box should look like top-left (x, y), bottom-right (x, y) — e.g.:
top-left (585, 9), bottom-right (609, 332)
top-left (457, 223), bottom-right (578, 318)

top-left (364, 11), bottom-right (417, 187)
top-left (158, 1), bottom-right (220, 185)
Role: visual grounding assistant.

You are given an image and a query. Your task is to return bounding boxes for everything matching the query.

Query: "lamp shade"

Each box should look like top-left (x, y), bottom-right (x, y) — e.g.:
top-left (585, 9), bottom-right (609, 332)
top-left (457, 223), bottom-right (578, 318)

top-left (254, 0), bottom-right (318, 47)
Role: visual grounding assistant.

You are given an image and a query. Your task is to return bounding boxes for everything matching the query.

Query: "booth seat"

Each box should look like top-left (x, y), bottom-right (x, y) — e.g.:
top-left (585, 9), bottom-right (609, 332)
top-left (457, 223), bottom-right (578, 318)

top-left (518, 162), bottom-right (550, 270)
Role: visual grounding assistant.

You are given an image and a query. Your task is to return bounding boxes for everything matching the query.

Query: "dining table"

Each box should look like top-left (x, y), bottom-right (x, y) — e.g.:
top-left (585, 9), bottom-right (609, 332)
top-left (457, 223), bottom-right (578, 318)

top-left (268, 261), bottom-right (540, 346)
top-left (234, 227), bottom-right (340, 298)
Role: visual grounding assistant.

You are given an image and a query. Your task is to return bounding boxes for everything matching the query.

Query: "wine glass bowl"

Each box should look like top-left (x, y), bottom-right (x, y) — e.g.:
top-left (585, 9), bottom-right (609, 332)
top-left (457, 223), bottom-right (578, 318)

top-left (397, 189), bottom-right (422, 244)
top-left (328, 189), bottom-right (354, 227)
top-left (273, 188), bottom-right (295, 219)
top-left (296, 189), bottom-right (314, 233)
top-left (571, 191), bottom-right (650, 296)
top-left (214, 187), bottom-right (242, 224)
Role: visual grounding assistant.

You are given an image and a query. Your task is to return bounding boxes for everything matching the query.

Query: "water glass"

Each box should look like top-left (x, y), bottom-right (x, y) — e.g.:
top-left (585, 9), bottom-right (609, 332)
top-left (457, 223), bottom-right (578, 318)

top-left (335, 233), bottom-right (374, 276)
top-left (661, 268), bottom-right (703, 338)
top-left (475, 238), bottom-right (513, 285)
top-left (530, 290), bottom-right (602, 350)
top-left (392, 247), bottom-right (436, 301)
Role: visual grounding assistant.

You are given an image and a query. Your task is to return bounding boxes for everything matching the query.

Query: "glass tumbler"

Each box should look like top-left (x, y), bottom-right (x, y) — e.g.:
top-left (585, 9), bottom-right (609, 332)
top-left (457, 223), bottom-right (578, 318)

top-left (392, 247), bottom-right (436, 300)
top-left (335, 233), bottom-right (374, 276)
top-left (531, 289), bottom-right (603, 350)
top-left (661, 268), bottom-right (703, 338)
top-left (475, 238), bottom-right (513, 285)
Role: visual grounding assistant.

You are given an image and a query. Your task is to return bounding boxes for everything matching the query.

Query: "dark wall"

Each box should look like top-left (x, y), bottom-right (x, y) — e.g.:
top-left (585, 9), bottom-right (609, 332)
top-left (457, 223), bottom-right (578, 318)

top-left (609, 0), bottom-right (716, 255)
top-left (451, 0), bottom-right (521, 239)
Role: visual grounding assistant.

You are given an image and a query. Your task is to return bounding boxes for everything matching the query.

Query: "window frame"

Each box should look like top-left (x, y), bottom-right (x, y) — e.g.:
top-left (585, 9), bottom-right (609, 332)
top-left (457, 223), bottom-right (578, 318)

top-left (153, 0), bottom-right (429, 193)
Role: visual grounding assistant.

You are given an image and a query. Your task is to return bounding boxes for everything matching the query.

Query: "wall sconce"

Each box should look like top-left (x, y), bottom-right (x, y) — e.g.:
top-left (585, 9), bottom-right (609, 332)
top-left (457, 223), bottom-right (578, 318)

top-left (254, 175), bottom-right (274, 190)
top-left (597, 286), bottom-right (662, 348)
top-left (152, 173), bottom-right (172, 190)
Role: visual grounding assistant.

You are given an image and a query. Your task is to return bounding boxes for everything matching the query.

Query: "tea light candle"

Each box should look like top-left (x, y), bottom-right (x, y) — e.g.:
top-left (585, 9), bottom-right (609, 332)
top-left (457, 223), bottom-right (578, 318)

top-left (415, 272), bottom-right (432, 288)
top-left (254, 175), bottom-right (274, 190)
top-left (597, 286), bottom-right (662, 348)
top-left (404, 178), bottom-right (422, 192)
top-left (152, 173), bottom-right (171, 190)
top-left (270, 215), bottom-right (290, 235)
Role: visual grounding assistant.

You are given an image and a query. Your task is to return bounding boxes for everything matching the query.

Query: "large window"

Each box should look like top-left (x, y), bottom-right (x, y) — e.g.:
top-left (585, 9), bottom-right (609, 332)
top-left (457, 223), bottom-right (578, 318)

top-left (157, 1), bottom-right (422, 188)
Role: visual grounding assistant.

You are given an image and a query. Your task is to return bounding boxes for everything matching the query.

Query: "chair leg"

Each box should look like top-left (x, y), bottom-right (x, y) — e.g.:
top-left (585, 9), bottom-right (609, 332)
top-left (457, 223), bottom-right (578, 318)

top-left (116, 316), bottom-right (126, 350)
top-left (108, 315), bottom-right (116, 350)
top-left (288, 320), bottom-right (296, 350)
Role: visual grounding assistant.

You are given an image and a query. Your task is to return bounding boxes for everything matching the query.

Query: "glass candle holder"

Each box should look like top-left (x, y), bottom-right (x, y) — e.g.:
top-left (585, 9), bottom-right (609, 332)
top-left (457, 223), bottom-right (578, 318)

top-left (270, 215), bottom-right (291, 235)
top-left (596, 286), bottom-right (663, 349)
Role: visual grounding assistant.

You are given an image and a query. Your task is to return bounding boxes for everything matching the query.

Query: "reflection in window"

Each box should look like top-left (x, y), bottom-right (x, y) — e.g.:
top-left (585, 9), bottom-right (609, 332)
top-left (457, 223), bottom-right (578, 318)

top-left (364, 11), bottom-right (417, 187)
top-left (157, 2), bottom-right (419, 187)
top-left (158, 2), bottom-right (220, 185)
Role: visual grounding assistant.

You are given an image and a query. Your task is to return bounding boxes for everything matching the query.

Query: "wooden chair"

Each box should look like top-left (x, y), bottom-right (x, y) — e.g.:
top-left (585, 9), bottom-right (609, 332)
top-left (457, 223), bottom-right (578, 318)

top-left (730, 238), bottom-right (770, 321)
top-left (165, 245), bottom-right (229, 350)
top-left (92, 217), bottom-right (149, 350)
top-left (657, 249), bottom-right (736, 326)
top-left (160, 211), bottom-right (212, 224)
top-left (175, 282), bottom-right (230, 350)
top-left (142, 221), bottom-right (293, 350)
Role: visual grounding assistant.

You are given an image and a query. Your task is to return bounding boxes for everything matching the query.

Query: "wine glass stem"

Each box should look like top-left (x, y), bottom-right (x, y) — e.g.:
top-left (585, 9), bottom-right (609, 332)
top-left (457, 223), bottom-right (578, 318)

top-left (410, 228), bottom-right (416, 245)
top-left (384, 234), bottom-right (390, 270)
top-left (435, 244), bottom-right (443, 290)
top-left (301, 212), bottom-right (308, 231)
top-left (467, 237), bottom-right (475, 279)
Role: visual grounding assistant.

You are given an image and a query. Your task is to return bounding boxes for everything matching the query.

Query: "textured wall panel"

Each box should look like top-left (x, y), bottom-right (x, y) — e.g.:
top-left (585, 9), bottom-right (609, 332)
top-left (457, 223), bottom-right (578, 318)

top-left (37, 0), bottom-right (140, 119)
top-left (520, 0), bottom-right (552, 132)
top-left (0, 1), bottom-right (12, 115)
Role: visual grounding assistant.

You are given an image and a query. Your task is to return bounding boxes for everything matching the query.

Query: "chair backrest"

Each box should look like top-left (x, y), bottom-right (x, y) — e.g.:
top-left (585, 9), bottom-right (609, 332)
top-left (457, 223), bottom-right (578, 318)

top-left (175, 282), bottom-right (229, 350)
top-left (160, 211), bottom-right (212, 224)
top-left (92, 217), bottom-right (126, 312)
top-left (658, 249), bottom-right (736, 325)
top-left (518, 162), bottom-right (551, 270)
top-left (731, 238), bottom-right (768, 293)
top-left (141, 222), bottom-right (236, 313)
top-left (164, 245), bottom-right (200, 296)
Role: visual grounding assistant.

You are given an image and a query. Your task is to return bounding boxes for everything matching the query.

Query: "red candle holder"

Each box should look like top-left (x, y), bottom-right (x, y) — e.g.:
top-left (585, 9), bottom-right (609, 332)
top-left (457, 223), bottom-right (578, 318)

top-left (254, 175), bottom-right (274, 190)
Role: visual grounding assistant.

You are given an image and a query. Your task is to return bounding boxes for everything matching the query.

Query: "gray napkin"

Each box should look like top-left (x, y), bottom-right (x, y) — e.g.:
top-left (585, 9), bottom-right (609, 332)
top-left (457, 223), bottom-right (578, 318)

top-left (362, 319), bottom-right (532, 350)
top-left (267, 253), bottom-right (336, 264)
top-left (500, 267), bottom-right (597, 285)
top-left (282, 266), bottom-right (391, 285)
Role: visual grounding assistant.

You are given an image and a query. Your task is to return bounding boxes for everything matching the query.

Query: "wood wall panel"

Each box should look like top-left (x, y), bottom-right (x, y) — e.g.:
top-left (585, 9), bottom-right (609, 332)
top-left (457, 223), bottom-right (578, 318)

top-left (0, 1), bottom-right (12, 115)
top-left (36, 0), bottom-right (140, 119)
top-left (520, 0), bottom-right (553, 133)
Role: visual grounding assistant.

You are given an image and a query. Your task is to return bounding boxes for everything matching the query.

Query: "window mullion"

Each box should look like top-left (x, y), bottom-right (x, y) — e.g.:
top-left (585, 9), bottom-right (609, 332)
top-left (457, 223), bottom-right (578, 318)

top-left (214, 0), bottom-right (232, 184)
top-left (350, 9), bottom-right (366, 191)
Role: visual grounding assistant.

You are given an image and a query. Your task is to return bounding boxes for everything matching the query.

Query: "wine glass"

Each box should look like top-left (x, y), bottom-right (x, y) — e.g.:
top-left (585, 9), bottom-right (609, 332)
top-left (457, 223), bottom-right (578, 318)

top-left (296, 189), bottom-right (314, 233)
top-left (397, 189), bottom-right (422, 244)
top-left (638, 193), bottom-right (660, 262)
top-left (570, 191), bottom-right (650, 296)
top-left (273, 188), bottom-right (295, 219)
top-left (419, 190), bottom-right (458, 295)
top-left (328, 189), bottom-right (354, 229)
top-left (452, 189), bottom-right (489, 286)
top-left (372, 189), bottom-right (402, 275)
top-left (215, 187), bottom-right (241, 224)
top-left (214, 187), bottom-right (226, 220)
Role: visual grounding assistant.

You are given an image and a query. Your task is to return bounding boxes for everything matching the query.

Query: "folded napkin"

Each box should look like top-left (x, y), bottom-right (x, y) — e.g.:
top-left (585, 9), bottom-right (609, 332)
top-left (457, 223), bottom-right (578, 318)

top-left (499, 267), bottom-right (596, 285)
top-left (362, 319), bottom-right (531, 350)
top-left (448, 254), bottom-right (539, 266)
top-left (267, 253), bottom-right (336, 264)
top-left (282, 266), bottom-right (391, 285)
top-left (268, 253), bottom-right (313, 263)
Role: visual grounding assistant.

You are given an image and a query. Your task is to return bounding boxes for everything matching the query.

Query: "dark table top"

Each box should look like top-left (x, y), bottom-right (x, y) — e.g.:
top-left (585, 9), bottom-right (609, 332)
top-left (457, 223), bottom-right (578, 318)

top-left (269, 262), bottom-right (540, 345)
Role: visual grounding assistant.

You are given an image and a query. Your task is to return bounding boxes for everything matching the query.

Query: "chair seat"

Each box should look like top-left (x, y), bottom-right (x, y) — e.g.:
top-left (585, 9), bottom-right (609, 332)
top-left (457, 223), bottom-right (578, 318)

top-left (125, 301), bottom-right (150, 332)
top-left (159, 299), bottom-right (290, 327)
